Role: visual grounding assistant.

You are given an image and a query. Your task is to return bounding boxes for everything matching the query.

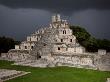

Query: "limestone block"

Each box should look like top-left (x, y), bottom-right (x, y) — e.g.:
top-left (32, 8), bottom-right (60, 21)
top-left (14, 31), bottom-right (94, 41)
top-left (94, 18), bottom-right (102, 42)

top-left (98, 49), bottom-right (106, 55)
top-left (107, 78), bottom-right (110, 82)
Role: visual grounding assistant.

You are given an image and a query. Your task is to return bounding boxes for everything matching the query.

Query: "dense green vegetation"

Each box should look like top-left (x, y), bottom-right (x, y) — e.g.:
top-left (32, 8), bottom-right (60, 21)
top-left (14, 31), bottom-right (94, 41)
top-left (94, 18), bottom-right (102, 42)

top-left (0, 60), bottom-right (110, 82)
top-left (70, 26), bottom-right (110, 52)
top-left (0, 36), bottom-right (20, 54)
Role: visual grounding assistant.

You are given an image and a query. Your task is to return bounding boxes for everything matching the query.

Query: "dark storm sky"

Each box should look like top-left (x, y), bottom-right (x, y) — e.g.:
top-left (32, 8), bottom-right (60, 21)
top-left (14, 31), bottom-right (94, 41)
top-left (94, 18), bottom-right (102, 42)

top-left (0, 0), bottom-right (110, 40)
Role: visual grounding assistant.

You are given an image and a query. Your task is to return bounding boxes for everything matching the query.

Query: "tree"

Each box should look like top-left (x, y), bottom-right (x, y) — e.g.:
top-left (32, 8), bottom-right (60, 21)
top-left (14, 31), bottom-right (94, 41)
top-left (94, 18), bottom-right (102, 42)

top-left (70, 25), bottom-right (91, 42)
top-left (70, 25), bottom-right (110, 52)
top-left (97, 39), bottom-right (110, 52)
top-left (0, 36), bottom-right (20, 54)
top-left (84, 37), bottom-right (98, 52)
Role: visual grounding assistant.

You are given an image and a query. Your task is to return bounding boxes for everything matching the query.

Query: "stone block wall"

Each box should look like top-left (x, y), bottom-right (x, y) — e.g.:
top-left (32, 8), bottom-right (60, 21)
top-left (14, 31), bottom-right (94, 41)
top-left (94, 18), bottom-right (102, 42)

top-left (41, 53), bottom-right (96, 69)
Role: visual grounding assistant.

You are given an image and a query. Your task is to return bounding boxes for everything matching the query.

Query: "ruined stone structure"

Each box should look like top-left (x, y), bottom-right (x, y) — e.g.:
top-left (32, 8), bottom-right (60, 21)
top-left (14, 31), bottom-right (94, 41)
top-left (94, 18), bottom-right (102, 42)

top-left (0, 14), bottom-right (110, 71)
top-left (0, 69), bottom-right (30, 82)
top-left (107, 78), bottom-right (110, 82)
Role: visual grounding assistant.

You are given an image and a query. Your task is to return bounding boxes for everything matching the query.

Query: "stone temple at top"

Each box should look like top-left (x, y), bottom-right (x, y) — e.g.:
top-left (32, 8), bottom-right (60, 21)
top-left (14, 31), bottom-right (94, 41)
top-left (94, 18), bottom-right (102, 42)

top-left (1, 14), bottom-right (110, 71)
top-left (15, 14), bottom-right (85, 55)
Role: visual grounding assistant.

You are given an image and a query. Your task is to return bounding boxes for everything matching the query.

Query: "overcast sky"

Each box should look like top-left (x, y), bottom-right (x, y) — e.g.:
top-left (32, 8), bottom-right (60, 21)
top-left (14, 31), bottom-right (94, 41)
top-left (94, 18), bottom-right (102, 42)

top-left (0, 0), bottom-right (110, 41)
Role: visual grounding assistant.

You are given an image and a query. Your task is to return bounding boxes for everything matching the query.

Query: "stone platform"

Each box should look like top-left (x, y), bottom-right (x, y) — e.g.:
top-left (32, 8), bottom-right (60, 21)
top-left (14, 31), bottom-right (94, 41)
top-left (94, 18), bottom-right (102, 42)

top-left (0, 69), bottom-right (30, 82)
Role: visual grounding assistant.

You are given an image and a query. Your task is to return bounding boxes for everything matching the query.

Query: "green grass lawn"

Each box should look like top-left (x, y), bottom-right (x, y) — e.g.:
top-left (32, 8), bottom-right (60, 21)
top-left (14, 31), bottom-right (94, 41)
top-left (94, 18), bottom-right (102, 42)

top-left (0, 60), bottom-right (110, 82)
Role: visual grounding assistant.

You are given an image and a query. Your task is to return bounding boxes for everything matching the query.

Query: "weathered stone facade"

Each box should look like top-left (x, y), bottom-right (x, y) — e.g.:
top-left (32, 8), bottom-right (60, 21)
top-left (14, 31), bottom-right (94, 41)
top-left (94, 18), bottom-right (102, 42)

top-left (0, 14), bottom-right (110, 71)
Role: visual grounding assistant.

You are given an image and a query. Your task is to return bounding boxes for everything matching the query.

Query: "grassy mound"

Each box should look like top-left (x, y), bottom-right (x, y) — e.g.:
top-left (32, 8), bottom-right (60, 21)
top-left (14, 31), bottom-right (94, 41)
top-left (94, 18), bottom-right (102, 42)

top-left (0, 60), bottom-right (110, 82)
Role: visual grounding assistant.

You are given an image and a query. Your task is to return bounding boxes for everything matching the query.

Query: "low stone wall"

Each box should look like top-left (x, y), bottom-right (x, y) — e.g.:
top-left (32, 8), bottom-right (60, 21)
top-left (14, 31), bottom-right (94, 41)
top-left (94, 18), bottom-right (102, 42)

top-left (0, 69), bottom-right (30, 82)
top-left (42, 53), bottom-right (97, 69)
top-left (97, 54), bottom-right (110, 71)
top-left (0, 51), bottom-right (30, 62)
top-left (1, 50), bottom-right (110, 71)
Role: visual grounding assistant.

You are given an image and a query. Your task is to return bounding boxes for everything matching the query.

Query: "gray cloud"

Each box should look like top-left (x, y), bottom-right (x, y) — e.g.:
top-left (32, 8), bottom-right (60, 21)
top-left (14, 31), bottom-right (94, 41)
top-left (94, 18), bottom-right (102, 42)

top-left (69, 10), bottom-right (110, 39)
top-left (0, 0), bottom-right (110, 14)
top-left (0, 5), bottom-right (51, 40)
top-left (0, 0), bottom-right (110, 40)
